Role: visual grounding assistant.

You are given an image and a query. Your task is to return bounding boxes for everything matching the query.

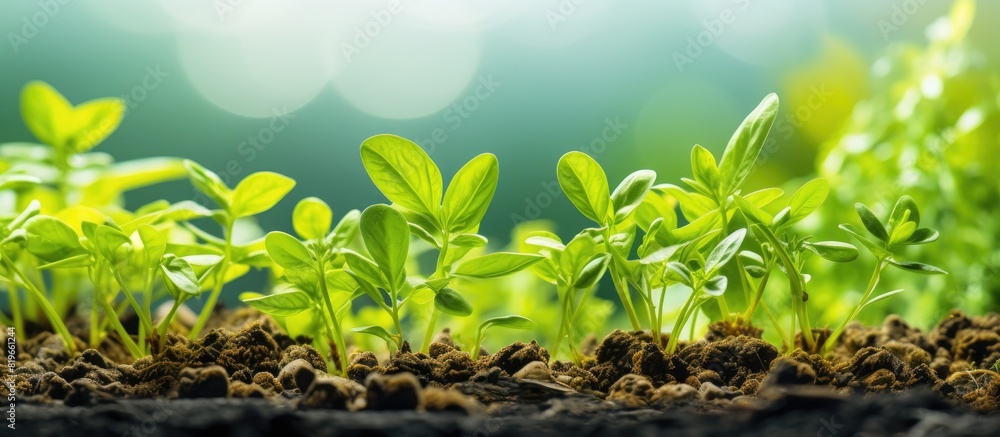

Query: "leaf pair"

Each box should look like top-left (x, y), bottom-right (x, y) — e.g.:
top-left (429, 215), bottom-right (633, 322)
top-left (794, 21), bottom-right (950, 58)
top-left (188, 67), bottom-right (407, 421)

top-left (21, 81), bottom-right (124, 153)
top-left (557, 151), bottom-right (656, 226)
top-left (360, 134), bottom-right (498, 235)
top-left (840, 196), bottom-right (946, 275)
top-left (184, 160), bottom-right (296, 221)
top-left (526, 231), bottom-right (609, 290)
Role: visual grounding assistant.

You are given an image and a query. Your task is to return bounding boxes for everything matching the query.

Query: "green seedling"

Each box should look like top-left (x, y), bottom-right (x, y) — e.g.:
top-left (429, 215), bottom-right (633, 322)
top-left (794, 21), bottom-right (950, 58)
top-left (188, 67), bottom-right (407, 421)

top-left (734, 178), bottom-right (860, 351)
top-left (183, 160), bottom-right (295, 339)
top-left (243, 197), bottom-right (361, 374)
top-left (525, 230), bottom-right (609, 363)
top-left (343, 204), bottom-right (417, 351)
top-left (2, 82), bottom-right (185, 337)
top-left (823, 196), bottom-right (946, 353)
top-left (471, 315), bottom-right (537, 360)
top-left (0, 200), bottom-right (76, 354)
top-left (360, 134), bottom-right (540, 352)
top-left (21, 212), bottom-right (212, 357)
top-left (660, 229), bottom-right (747, 354)
top-left (556, 151), bottom-right (656, 331)
top-left (652, 94), bottom-right (782, 324)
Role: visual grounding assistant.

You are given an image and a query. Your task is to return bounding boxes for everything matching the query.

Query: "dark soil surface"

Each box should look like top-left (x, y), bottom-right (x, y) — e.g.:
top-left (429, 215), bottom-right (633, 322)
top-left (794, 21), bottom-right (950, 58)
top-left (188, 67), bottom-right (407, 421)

top-left (4, 308), bottom-right (999, 435)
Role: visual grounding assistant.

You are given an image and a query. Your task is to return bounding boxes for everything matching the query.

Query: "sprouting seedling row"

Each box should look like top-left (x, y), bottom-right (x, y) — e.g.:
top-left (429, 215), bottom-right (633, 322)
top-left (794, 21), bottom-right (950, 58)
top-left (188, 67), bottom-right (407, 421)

top-left (1, 82), bottom-right (946, 368)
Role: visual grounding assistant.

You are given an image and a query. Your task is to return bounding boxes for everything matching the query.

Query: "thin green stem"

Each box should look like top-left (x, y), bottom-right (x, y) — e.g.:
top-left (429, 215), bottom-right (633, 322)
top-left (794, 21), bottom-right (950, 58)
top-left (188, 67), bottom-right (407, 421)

top-left (422, 231), bottom-right (450, 353)
top-left (552, 284), bottom-right (570, 360)
top-left (113, 271), bottom-right (153, 341)
top-left (472, 328), bottom-right (484, 361)
top-left (605, 229), bottom-right (641, 331)
top-left (8, 284), bottom-right (24, 338)
top-left (189, 220), bottom-right (234, 339)
top-left (823, 259), bottom-right (886, 354)
top-left (93, 282), bottom-right (144, 359)
top-left (157, 299), bottom-right (182, 338)
top-left (2, 257), bottom-right (76, 354)
top-left (666, 290), bottom-right (696, 354)
top-left (317, 259), bottom-right (350, 376)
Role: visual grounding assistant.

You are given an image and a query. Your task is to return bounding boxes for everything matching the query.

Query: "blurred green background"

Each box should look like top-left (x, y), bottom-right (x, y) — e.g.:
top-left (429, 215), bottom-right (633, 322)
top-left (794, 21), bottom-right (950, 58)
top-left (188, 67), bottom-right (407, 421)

top-left (2, 1), bottom-right (997, 341)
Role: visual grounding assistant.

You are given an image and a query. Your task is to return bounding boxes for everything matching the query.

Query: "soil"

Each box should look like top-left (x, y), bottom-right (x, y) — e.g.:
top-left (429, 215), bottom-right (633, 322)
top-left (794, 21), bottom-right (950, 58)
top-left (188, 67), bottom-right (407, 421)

top-left (3, 308), bottom-right (999, 436)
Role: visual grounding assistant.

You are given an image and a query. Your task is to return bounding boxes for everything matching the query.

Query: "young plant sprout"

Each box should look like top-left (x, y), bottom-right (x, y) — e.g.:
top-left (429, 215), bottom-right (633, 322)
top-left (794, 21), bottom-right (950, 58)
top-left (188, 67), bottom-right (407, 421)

top-left (556, 151), bottom-right (656, 331)
top-left (359, 134), bottom-right (541, 352)
top-left (471, 315), bottom-right (537, 360)
top-left (823, 196), bottom-right (946, 353)
top-left (243, 197), bottom-right (361, 374)
top-left (21, 211), bottom-right (213, 357)
top-left (652, 94), bottom-right (783, 325)
top-left (734, 178), bottom-right (861, 352)
top-left (183, 161), bottom-right (296, 339)
top-left (525, 230), bottom-right (610, 363)
top-left (661, 229), bottom-right (747, 354)
top-left (0, 201), bottom-right (76, 354)
top-left (343, 204), bottom-right (417, 351)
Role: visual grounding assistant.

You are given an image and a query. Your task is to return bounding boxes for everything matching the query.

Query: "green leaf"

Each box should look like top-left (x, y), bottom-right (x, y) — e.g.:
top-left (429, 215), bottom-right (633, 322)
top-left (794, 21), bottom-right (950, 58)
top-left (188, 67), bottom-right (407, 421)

top-left (36, 254), bottom-right (92, 270)
top-left (293, 197), bottom-right (332, 240)
top-left (690, 145), bottom-right (721, 195)
top-left (94, 225), bottom-right (131, 264)
top-left (805, 241), bottom-right (859, 262)
top-left (352, 325), bottom-right (396, 349)
top-left (160, 256), bottom-right (201, 298)
top-left (733, 194), bottom-right (773, 226)
top-left (743, 187), bottom-right (784, 209)
top-left (442, 153), bottom-right (499, 233)
top-left (839, 224), bottom-right (891, 259)
top-left (451, 233), bottom-right (488, 248)
top-left (654, 184), bottom-right (714, 221)
top-left (325, 269), bottom-right (359, 293)
top-left (704, 228), bottom-right (746, 274)
top-left (524, 234), bottom-right (565, 251)
top-left (81, 158), bottom-right (187, 206)
top-left (360, 134), bottom-right (443, 220)
top-left (903, 228), bottom-right (939, 245)
top-left (243, 290), bottom-right (314, 317)
top-left (718, 94), bottom-right (779, 195)
top-left (665, 261), bottom-right (692, 286)
top-left (557, 151), bottom-right (611, 225)
top-left (434, 288), bottom-right (473, 317)
top-left (639, 243), bottom-right (683, 265)
top-left (21, 81), bottom-right (71, 148)
top-left (230, 172), bottom-right (295, 218)
top-left (20, 81), bottom-right (125, 153)
top-left (572, 253), bottom-right (610, 288)
top-left (861, 289), bottom-right (905, 310)
top-left (888, 221), bottom-right (917, 246)
top-left (610, 169), bottom-right (657, 224)
top-left (452, 252), bottom-right (544, 279)
top-left (24, 216), bottom-right (86, 262)
top-left (855, 203), bottom-right (889, 242)
top-left (703, 275), bottom-right (728, 297)
top-left (408, 222), bottom-right (439, 248)
top-left (634, 191), bottom-right (676, 232)
top-left (479, 315), bottom-right (536, 334)
top-left (360, 204), bottom-right (410, 290)
top-left (343, 250), bottom-right (387, 289)
top-left (65, 98), bottom-right (125, 153)
top-left (265, 231), bottom-right (314, 271)
top-left (788, 178), bottom-right (829, 223)
top-left (889, 195), bottom-right (920, 228)
top-left (887, 259), bottom-right (948, 275)
top-left (328, 209), bottom-right (361, 248)
top-left (184, 160), bottom-right (231, 208)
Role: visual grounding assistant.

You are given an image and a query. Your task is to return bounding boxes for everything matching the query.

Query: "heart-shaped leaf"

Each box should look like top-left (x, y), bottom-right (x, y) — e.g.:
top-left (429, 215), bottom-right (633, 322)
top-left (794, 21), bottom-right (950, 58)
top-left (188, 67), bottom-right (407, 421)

top-left (293, 197), bottom-right (332, 240)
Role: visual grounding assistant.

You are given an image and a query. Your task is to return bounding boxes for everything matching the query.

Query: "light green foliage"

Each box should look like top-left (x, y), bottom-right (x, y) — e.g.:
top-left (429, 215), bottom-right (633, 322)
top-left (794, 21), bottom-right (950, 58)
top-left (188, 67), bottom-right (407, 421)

top-left (359, 134), bottom-right (538, 352)
top-left (183, 160), bottom-right (295, 339)
top-left (0, 79), bottom-right (959, 366)
top-left (811, 0), bottom-right (993, 328)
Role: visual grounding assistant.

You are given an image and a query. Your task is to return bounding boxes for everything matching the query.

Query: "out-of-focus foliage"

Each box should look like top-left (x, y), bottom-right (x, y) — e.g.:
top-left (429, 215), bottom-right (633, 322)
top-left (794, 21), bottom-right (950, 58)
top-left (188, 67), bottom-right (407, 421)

top-left (809, 0), bottom-right (997, 328)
